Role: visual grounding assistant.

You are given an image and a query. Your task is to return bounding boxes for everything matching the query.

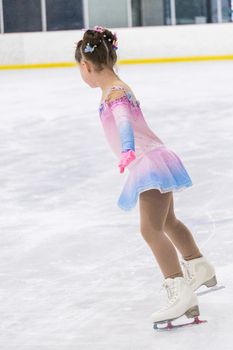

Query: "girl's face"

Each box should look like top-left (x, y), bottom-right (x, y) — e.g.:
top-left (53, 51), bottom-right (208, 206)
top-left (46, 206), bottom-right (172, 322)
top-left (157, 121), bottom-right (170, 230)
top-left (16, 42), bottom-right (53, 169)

top-left (79, 59), bottom-right (98, 88)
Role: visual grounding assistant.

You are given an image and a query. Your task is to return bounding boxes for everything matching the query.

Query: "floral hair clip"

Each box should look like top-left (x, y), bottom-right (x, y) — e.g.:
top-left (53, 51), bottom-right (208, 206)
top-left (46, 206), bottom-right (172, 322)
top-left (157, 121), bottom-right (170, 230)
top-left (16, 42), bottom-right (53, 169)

top-left (84, 42), bottom-right (97, 53)
top-left (82, 26), bottom-right (118, 51)
top-left (94, 25), bottom-right (105, 33)
top-left (112, 32), bottom-right (118, 50)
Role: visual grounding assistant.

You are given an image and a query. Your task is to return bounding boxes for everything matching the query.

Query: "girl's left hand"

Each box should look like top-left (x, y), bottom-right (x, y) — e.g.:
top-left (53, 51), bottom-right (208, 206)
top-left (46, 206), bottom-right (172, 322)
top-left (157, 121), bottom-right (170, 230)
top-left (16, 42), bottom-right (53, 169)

top-left (118, 150), bottom-right (136, 173)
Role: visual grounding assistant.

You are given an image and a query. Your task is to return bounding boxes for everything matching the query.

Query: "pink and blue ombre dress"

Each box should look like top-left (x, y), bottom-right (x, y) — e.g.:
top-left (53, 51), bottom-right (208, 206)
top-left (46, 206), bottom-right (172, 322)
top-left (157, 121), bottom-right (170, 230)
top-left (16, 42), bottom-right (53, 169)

top-left (99, 85), bottom-right (193, 211)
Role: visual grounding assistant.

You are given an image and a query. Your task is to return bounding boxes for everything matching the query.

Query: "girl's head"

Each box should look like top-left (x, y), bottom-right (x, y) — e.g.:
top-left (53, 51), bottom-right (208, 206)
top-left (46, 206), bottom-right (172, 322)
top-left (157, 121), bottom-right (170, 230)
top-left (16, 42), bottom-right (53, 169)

top-left (75, 26), bottom-right (118, 88)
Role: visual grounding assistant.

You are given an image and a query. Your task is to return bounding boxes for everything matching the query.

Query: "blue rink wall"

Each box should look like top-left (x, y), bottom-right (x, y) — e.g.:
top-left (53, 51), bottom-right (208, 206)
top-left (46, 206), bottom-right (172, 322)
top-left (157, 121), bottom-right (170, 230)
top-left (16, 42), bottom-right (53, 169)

top-left (0, 23), bottom-right (233, 69)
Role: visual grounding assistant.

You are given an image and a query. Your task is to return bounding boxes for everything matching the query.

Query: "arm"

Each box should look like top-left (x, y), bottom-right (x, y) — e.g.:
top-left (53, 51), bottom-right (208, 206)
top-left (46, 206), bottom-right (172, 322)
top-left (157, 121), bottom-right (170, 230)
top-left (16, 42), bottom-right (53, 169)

top-left (107, 90), bottom-right (136, 173)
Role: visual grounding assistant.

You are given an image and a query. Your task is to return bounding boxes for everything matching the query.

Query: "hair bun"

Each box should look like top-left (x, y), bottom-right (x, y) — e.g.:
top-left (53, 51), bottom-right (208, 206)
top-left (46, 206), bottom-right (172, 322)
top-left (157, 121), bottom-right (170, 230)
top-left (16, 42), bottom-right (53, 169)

top-left (83, 29), bottom-right (101, 47)
top-left (102, 29), bottom-right (115, 45)
top-left (75, 25), bottom-right (118, 71)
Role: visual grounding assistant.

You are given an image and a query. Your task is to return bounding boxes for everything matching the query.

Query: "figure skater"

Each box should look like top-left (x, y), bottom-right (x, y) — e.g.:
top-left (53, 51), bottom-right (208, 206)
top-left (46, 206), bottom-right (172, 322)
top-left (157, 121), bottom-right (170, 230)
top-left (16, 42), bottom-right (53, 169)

top-left (74, 25), bottom-right (217, 328)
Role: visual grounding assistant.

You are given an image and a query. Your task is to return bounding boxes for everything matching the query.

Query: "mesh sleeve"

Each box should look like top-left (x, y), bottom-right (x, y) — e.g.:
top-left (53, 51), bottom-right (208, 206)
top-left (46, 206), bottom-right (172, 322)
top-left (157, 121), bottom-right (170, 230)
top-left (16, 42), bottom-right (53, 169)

top-left (107, 90), bottom-right (135, 153)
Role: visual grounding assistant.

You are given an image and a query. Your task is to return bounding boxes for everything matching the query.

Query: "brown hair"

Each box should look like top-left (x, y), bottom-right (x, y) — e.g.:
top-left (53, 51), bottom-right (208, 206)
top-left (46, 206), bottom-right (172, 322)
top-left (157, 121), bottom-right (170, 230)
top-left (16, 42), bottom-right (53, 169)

top-left (75, 27), bottom-right (118, 72)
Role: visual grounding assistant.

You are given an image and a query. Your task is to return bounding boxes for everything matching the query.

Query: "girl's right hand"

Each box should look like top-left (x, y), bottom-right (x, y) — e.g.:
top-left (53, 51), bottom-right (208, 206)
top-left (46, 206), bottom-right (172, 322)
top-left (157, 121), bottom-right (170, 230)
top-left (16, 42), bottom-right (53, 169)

top-left (118, 150), bottom-right (136, 173)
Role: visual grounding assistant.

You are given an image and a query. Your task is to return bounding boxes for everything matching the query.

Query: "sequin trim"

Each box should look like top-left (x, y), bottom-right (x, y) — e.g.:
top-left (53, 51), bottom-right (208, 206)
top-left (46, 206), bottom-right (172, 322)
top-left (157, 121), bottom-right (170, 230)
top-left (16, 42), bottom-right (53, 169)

top-left (99, 93), bottom-right (140, 114)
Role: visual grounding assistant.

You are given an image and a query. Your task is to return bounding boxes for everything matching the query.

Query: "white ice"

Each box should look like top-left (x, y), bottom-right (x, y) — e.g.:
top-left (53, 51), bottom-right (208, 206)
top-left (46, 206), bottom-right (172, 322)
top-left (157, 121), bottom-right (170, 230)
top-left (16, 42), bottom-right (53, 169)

top-left (0, 60), bottom-right (233, 349)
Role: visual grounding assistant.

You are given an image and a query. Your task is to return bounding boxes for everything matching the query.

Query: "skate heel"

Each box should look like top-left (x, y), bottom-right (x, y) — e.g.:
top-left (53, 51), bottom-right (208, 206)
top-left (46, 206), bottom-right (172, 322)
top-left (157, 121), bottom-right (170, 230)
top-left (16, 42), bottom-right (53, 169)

top-left (185, 305), bottom-right (200, 318)
top-left (203, 275), bottom-right (217, 288)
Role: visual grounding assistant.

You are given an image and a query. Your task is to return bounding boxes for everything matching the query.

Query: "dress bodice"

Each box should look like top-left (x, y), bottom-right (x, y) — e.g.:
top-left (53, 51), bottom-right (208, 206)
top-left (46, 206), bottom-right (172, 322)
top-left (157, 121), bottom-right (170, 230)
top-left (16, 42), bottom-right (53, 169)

top-left (98, 85), bottom-right (165, 170)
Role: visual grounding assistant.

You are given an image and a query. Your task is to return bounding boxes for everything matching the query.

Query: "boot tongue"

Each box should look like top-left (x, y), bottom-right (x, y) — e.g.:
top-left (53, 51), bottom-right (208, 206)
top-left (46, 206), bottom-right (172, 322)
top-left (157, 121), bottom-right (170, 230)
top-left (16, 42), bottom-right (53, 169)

top-left (163, 277), bottom-right (184, 292)
top-left (165, 277), bottom-right (174, 283)
top-left (166, 276), bottom-right (183, 283)
top-left (164, 277), bottom-right (176, 285)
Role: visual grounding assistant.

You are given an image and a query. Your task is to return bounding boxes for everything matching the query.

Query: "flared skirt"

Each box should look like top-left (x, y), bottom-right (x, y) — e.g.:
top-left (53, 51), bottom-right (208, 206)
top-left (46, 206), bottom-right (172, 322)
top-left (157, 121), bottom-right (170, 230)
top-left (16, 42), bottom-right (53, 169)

top-left (117, 146), bottom-right (193, 211)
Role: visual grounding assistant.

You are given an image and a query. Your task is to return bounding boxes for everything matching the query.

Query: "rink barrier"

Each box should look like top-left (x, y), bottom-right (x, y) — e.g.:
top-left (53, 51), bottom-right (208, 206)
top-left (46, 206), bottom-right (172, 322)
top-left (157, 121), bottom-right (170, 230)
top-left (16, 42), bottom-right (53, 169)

top-left (1, 54), bottom-right (233, 70)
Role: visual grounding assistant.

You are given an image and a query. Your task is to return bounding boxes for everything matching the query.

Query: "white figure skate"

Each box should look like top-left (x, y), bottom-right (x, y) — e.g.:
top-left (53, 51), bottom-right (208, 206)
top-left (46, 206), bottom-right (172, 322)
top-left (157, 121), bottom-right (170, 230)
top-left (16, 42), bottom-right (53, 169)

top-left (152, 276), bottom-right (207, 330)
top-left (180, 256), bottom-right (217, 292)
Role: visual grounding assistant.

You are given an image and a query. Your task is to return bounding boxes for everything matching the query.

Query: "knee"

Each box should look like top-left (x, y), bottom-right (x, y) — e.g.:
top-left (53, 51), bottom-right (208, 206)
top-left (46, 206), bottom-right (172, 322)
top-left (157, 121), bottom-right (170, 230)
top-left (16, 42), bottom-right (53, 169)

top-left (140, 223), bottom-right (163, 245)
top-left (164, 217), bottom-right (180, 232)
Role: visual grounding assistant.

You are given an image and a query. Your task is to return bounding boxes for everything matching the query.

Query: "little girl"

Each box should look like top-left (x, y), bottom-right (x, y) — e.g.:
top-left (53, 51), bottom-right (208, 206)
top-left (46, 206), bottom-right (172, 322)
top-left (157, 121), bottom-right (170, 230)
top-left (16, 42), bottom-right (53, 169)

top-left (75, 25), bottom-right (217, 329)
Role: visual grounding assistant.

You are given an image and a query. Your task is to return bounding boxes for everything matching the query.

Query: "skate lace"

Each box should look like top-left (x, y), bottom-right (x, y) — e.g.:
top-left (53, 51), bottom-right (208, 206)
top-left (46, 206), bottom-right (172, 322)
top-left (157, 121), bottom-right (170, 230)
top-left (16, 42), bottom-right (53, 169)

top-left (158, 280), bottom-right (179, 310)
top-left (181, 260), bottom-right (195, 282)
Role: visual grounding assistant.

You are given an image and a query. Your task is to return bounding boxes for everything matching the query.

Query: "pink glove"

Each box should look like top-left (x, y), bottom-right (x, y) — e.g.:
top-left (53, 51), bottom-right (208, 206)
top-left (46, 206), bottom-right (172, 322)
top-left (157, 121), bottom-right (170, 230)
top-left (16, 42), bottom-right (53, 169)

top-left (118, 150), bottom-right (136, 173)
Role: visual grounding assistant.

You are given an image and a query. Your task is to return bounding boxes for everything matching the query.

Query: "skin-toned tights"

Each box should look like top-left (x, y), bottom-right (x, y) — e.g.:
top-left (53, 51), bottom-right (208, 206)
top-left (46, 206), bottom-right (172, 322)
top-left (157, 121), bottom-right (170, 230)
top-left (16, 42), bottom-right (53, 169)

top-left (139, 189), bottom-right (202, 279)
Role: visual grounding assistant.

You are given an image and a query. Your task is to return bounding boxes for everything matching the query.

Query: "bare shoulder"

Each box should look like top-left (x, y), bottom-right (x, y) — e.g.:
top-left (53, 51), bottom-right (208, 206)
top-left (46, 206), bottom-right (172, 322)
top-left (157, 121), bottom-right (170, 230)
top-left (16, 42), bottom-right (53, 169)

top-left (107, 82), bottom-right (133, 102)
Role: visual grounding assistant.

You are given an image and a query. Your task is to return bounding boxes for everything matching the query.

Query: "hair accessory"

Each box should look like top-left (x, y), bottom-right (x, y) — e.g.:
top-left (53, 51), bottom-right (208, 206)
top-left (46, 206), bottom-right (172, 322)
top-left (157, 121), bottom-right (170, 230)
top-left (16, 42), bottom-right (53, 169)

top-left (112, 31), bottom-right (118, 50)
top-left (94, 25), bottom-right (105, 33)
top-left (84, 42), bottom-right (97, 53)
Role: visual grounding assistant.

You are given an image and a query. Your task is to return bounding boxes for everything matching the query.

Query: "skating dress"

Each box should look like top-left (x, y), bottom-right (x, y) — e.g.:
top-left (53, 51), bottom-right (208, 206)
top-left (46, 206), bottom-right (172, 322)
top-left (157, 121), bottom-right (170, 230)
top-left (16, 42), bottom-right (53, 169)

top-left (99, 85), bottom-right (193, 211)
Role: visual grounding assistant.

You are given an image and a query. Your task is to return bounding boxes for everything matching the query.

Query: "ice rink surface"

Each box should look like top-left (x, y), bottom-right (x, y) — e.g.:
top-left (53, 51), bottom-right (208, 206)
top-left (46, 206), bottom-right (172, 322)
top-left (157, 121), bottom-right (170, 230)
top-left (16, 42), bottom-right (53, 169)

top-left (0, 60), bottom-right (233, 349)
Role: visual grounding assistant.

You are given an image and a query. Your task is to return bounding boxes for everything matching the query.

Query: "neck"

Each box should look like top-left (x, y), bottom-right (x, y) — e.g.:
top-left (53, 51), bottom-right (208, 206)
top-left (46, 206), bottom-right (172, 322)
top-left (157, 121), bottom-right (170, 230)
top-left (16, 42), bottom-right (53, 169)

top-left (95, 68), bottom-right (122, 93)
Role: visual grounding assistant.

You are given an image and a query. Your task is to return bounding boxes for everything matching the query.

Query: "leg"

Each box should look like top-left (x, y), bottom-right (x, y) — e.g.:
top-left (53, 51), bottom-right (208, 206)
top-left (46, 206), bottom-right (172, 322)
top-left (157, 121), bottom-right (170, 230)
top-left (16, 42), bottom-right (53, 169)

top-left (164, 193), bottom-right (202, 261)
top-left (139, 189), bottom-right (183, 279)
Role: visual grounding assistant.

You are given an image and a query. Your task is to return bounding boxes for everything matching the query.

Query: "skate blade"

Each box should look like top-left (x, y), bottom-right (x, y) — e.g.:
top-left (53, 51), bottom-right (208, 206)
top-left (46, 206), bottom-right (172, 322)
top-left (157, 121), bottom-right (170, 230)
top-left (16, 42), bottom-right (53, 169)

top-left (153, 305), bottom-right (207, 331)
top-left (153, 316), bottom-right (207, 331)
top-left (196, 284), bottom-right (226, 296)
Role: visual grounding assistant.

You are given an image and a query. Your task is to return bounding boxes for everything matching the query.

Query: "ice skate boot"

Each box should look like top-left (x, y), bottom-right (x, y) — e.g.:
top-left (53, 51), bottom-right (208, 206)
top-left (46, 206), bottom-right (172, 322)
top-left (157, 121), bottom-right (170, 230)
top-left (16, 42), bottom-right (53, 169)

top-left (180, 256), bottom-right (217, 292)
top-left (152, 276), bottom-right (206, 330)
